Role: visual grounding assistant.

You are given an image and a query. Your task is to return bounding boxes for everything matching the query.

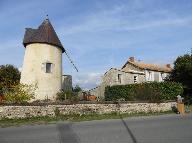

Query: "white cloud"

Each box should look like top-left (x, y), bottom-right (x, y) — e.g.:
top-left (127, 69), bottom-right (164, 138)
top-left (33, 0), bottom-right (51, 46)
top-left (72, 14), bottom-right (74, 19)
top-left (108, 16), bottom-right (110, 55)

top-left (58, 5), bottom-right (192, 36)
top-left (72, 72), bottom-right (102, 90)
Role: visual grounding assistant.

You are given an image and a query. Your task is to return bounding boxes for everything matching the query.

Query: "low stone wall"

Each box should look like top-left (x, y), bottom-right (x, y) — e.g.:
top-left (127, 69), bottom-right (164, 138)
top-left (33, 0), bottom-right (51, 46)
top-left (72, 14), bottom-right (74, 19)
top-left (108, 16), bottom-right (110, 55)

top-left (0, 102), bottom-right (176, 119)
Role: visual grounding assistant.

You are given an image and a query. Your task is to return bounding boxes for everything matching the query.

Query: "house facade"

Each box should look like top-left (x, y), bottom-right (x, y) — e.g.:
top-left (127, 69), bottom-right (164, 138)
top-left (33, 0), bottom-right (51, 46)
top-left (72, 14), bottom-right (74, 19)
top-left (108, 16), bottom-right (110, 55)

top-left (89, 57), bottom-right (172, 99)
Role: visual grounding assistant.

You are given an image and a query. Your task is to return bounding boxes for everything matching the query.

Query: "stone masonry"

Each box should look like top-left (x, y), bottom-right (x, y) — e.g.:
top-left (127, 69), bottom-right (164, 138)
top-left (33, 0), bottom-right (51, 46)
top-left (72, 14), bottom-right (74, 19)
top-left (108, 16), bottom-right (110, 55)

top-left (0, 102), bottom-right (176, 119)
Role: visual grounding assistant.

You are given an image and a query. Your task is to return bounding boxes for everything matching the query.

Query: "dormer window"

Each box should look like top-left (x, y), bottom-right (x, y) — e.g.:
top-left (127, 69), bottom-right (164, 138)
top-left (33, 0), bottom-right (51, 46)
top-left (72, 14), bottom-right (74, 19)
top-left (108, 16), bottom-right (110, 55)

top-left (45, 63), bottom-right (52, 73)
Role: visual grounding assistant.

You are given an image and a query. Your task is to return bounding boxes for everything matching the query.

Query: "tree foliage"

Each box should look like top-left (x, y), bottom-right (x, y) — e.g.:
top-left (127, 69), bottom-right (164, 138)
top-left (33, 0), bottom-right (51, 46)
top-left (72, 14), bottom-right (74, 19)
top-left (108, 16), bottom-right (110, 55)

top-left (73, 85), bottom-right (82, 92)
top-left (0, 64), bottom-right (20, 91)
top-left (167, 54), bottom-right (192, 101)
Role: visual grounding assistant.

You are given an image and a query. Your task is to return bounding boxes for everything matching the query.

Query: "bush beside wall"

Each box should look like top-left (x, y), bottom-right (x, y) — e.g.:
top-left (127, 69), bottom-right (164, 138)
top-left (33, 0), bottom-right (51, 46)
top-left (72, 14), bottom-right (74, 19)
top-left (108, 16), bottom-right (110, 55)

top-left (56, 90), bottom-right (79, 102)
top-left (105, 82), bottom-right (183, 102)
top-left (3, 84), bottom-right (36, 103)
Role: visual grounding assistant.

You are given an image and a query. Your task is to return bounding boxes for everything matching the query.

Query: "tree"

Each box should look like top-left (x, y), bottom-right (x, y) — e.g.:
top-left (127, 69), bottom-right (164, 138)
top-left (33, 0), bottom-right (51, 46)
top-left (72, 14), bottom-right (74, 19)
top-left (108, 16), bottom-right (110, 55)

top-left (167, 54), bottom-right (192, 102)
top-left (73, 85), bottom-right (82, 92)
top-left (0, 64), bottom-right (21, 91)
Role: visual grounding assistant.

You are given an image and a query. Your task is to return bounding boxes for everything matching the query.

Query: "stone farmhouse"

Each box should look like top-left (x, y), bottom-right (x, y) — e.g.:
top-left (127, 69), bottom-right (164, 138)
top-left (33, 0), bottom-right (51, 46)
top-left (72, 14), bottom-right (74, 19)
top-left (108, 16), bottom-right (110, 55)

top-left (20, 18), bottom-right (72, 100)
top-left (89, 57), bottom-right (172, 99)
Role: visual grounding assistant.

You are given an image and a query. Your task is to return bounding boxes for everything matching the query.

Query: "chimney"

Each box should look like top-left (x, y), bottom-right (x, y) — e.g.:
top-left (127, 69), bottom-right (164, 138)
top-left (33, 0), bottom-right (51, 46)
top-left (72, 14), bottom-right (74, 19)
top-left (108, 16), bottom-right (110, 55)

top-left (129, 57), bottom-right (135, 62)
top-left (166, 64), bottom-right (171, 68)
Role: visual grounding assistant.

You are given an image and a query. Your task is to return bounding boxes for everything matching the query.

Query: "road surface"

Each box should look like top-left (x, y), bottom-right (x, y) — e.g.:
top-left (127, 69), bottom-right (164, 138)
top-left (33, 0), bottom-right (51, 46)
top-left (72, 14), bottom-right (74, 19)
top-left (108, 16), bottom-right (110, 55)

top-left (0, 114), bottom-right (192, 143)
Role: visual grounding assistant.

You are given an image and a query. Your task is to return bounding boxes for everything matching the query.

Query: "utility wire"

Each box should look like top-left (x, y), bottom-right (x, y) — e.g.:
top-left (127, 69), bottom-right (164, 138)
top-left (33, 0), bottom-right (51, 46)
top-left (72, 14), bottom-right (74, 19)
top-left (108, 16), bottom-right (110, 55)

top-left (64, 50), bottom-right (78, 72)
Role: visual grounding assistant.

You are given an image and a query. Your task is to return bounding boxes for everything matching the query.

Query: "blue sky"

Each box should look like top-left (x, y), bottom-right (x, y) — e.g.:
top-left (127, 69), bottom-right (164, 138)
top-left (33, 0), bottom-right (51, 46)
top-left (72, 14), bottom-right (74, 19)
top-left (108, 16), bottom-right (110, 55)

top-left (0, 0), bottom-right (192, 89)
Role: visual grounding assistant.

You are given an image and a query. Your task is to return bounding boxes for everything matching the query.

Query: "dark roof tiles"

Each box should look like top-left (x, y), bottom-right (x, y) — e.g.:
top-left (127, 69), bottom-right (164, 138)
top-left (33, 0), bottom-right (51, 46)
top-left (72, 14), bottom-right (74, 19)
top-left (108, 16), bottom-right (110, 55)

top-left (23, 19), bottom-right (65, 53)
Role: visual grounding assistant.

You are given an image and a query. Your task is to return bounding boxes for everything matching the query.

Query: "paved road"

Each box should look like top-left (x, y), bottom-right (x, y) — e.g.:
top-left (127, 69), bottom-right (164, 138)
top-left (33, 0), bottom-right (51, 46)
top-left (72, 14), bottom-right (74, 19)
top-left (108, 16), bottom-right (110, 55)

top-left (0, 114), bottom-right (192, 143)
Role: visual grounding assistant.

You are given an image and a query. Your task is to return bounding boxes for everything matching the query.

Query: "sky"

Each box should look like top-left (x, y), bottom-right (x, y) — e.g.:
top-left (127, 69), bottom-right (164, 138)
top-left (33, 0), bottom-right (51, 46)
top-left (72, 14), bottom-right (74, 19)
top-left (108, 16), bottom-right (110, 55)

top-left (0, 0), bottom-right (192, 90)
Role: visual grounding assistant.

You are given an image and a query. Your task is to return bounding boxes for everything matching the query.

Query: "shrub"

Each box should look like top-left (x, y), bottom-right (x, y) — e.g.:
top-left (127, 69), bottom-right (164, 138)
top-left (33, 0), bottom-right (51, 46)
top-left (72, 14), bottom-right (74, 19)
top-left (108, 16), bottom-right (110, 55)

top-left (73, 85), bottom-right (82, 92)
top-left (56, 90), bottom-right (79, 102)
top-left (4, 84), bottom-right (36, 103)
top-left (105, 82), bottom-right (183, 102)
top-left (56, 91), bottom-right (71, 101)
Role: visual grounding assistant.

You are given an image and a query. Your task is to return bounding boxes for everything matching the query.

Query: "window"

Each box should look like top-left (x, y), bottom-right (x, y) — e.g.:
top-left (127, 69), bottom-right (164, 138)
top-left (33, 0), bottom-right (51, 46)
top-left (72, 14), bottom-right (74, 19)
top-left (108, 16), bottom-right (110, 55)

top-left (45, 63), bottom-right (52, 73)
top-left (148, 72), bottom-right (151, 81)
top-left (134, 76), bottom-right (138, 83)
top-left (118, 74), bottom-right (122, 83)
top-left (148, 71), bottom-right (154, 81)
top-left (160, 73), bottom-right (164, 81)
top-left (160, 73), bottom-right (167, 81)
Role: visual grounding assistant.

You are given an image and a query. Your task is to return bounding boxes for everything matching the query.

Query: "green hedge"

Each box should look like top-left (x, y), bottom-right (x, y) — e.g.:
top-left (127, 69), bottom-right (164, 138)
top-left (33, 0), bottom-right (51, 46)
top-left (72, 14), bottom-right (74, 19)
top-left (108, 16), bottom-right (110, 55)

top-left (105, 82), bottom-right (183, 102)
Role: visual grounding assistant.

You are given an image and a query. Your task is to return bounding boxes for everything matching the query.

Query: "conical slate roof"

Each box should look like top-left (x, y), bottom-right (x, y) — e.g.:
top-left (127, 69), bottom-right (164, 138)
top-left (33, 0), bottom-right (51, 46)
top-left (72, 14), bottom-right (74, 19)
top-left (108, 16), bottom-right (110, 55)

top-left (23, 19), bottom-right (65, 53)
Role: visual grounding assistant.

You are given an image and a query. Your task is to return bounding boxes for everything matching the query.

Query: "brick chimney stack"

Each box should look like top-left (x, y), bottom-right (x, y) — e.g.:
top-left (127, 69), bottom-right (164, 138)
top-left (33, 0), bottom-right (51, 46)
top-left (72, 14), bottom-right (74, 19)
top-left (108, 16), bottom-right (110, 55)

top-left (129, 57), bottom-right (135, 62)
top-left (166, 64), bottom-right (171, 68)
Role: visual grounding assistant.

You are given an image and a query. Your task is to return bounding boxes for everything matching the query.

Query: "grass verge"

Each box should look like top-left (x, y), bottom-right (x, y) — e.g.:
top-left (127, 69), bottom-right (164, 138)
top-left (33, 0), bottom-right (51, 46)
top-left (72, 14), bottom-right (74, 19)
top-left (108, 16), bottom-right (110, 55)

top-left (0, 110), bottom-right (174, 128)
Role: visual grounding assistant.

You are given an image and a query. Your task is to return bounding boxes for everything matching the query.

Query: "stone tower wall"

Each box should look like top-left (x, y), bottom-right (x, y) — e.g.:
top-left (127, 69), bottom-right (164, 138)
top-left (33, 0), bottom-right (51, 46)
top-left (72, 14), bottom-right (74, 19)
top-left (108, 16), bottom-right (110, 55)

top-left (20, 43), bottom-right (62, 100)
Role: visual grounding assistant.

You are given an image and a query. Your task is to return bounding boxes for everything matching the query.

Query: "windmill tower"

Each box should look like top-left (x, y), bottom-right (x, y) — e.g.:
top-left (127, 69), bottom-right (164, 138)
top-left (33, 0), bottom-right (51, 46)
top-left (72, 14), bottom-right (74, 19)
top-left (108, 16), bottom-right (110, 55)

top-left (20, 18), bottom-right (65, 100)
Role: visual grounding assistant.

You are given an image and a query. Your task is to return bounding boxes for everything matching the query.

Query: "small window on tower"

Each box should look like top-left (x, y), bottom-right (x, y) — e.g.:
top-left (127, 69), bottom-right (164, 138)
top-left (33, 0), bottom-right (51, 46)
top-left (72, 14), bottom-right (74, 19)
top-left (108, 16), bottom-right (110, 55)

top-left (45, 63), bottom-right (52, 73)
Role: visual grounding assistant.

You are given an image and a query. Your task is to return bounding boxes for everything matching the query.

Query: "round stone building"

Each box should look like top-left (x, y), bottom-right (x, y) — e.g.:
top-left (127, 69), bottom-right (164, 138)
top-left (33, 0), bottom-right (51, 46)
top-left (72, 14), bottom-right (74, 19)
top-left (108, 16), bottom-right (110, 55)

top-left (20, 18), bottom-right (65, 100)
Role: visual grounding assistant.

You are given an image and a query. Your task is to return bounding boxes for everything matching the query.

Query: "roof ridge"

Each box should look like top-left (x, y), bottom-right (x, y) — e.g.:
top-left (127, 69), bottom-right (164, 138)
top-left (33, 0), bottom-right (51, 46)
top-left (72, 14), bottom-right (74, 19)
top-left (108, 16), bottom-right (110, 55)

top-left (122, 59), bottom-right (172, 73)
top-left (131, 61), bottom-right (171, 68)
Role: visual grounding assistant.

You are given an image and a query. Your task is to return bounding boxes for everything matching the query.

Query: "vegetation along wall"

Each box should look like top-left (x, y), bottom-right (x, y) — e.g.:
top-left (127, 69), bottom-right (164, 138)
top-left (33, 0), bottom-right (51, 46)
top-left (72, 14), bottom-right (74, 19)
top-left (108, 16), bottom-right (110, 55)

top-left (105, 82), bottom-right (183, 101)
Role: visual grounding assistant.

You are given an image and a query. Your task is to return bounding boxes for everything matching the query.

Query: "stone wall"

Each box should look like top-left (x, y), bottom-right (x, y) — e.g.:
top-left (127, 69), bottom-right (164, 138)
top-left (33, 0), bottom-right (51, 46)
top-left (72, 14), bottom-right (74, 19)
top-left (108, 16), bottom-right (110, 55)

top-left (0, 102), bottom-right (175, 119)
top-left (102, 68), bottom-right (145, 86)
top-left (122, 62), bottom-right (143, 72)
top-left (89, 68), bottom-right (145, 98)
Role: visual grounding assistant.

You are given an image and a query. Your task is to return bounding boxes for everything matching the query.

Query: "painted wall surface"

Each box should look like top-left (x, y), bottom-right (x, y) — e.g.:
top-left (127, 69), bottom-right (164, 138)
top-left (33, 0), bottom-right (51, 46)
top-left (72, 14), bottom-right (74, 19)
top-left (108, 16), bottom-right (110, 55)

top-left (20, 43), bottom-right (62, 100)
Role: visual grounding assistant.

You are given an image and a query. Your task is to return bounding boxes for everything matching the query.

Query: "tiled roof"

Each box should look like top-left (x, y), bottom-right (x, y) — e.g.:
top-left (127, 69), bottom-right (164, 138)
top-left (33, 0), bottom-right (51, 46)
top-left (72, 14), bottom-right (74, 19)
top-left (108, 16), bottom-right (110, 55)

top-left (122, 60), bottom-right (172, 73)
top-left (23, 19), bottom-right (65, 53)
top-left (104, 68), bottom-right (145, 75)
